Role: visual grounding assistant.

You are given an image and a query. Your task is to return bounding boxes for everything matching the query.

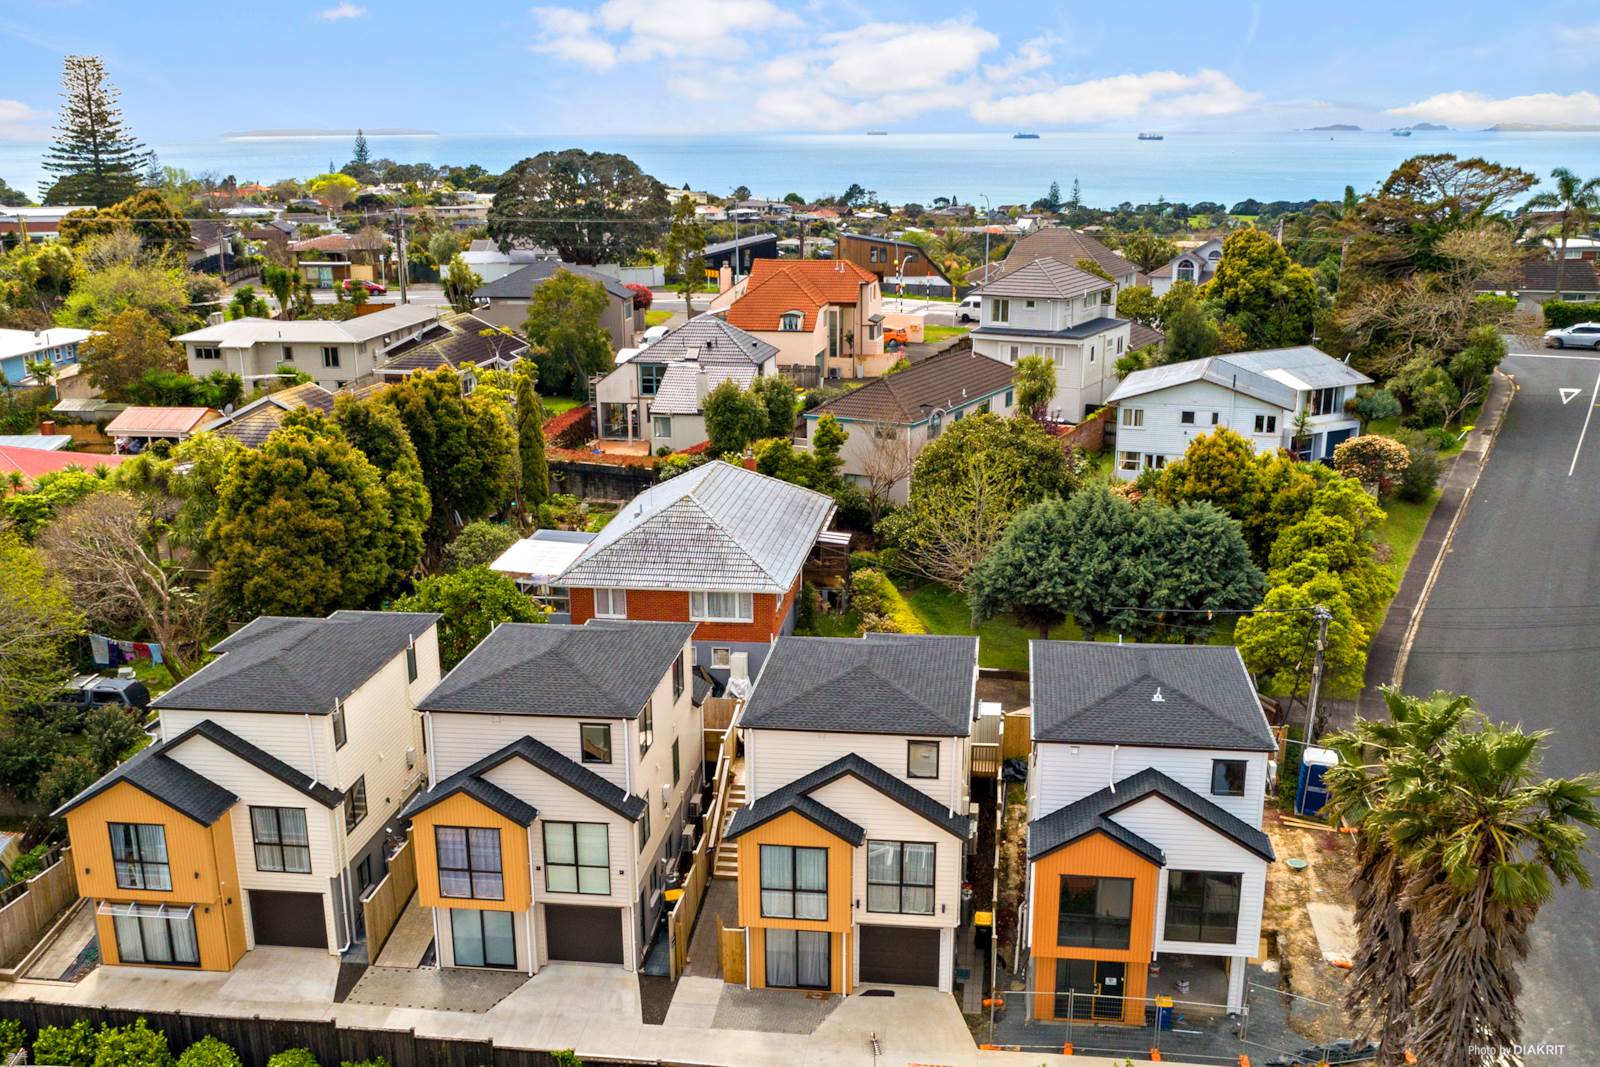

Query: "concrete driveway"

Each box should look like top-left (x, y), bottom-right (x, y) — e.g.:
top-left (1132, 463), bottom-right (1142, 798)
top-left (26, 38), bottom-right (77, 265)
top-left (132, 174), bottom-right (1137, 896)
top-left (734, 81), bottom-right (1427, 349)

top-left (1401, 349), bottom-right (1600, 1053)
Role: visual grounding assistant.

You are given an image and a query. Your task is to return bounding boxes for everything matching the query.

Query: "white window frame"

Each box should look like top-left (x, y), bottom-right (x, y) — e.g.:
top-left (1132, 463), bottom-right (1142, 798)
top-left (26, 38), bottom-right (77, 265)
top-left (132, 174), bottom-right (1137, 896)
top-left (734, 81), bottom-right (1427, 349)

top-left (1118, 451), bottom-right (1140, 472)
top-left (690, 590), bottom-right (754, 623)
top-left (594, 587), bottom-right (627, 619)
top-left (779, 311), bottom-right (805, 332)
top-left (652, 415), bottom-right (672, 438)
top-left (991, 298), bottom-right (1010, 323)
top-left (710, 647), bottom-right (731, 668)
top-left (1121, 407), bottom-right (1144, 428)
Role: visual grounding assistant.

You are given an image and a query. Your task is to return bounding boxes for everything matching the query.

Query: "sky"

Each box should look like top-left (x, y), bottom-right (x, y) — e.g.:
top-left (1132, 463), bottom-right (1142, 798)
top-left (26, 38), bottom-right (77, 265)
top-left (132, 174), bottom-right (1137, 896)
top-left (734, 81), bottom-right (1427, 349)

top-left (2, 1), bottom-right (1599, 141)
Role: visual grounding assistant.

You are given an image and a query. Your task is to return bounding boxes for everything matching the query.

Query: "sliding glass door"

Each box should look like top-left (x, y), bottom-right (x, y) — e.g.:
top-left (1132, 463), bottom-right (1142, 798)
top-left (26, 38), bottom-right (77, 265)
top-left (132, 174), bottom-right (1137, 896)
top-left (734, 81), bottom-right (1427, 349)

top-left (765, 928), bottom-right (830, 989)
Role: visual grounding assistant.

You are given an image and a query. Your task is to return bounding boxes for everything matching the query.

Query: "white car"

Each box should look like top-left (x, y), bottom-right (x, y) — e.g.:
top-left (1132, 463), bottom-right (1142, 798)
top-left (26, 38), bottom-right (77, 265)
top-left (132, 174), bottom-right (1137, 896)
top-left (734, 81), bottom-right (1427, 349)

top-left (1544, 322), bottom-right (1600, 349)
top-left (957, 294), bottom-right (982, 323)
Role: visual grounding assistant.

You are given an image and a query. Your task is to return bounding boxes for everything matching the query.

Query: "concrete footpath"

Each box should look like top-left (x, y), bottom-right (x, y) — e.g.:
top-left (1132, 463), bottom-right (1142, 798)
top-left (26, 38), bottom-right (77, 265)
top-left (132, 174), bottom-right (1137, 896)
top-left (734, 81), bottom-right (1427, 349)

top-left (1357, 368), bottom-right (1514, 718)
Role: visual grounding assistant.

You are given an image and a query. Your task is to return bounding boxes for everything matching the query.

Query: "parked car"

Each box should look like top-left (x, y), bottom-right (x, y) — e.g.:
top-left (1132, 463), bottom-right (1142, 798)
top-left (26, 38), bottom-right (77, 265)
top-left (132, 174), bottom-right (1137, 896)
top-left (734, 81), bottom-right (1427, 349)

top-left (957, 294), bottom-right (982, 322)
top-left (60, 674), bottom-right (151, 711)
top-left (342, 278), bottom-right (387, 295)
top-left (1544, 322), bottom-right (1600, 349)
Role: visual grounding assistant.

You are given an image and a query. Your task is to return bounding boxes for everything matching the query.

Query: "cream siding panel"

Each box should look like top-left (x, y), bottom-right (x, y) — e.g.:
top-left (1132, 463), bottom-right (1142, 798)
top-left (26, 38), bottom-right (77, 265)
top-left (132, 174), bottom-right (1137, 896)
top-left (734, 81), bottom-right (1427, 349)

top-left (478, 760), bottom-right (638, 907)
top-left (429, 711), bottom-right (629, 790)
top-left (747, 729), bottom-right (958, 805)
top-left (158, 709), bottom-right (325, 781)
top-left (1033, 744), bottom-right (1268, 826)
top-left (1109, 795), bottom-right (1266, 958)
top-left (628, 646), bottom-right (701, 859)
top-left (332, 653), bottom-right (427, 847)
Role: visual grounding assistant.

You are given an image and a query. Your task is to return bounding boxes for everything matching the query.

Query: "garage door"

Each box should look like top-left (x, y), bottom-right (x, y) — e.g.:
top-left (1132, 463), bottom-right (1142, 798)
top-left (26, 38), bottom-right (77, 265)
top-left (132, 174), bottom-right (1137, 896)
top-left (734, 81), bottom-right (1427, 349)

top-left (858, 925), bottom-right (940, 986)
top-left (248, 890), bottom-right (327, 949)
top-left (544, 904), bottom-right (624, 964)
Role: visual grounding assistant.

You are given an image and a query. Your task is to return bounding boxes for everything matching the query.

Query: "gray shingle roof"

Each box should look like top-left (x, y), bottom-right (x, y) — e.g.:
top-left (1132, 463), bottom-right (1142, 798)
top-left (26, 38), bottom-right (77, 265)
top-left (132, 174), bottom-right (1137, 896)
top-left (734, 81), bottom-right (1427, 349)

top-left (650, 361), bottom-right (758, 416)
top-left (636, 316), bottom-right (778, 366)
top-left (1001, 229), bottom-right (1139, 281)
top-left (52, 742), bottom-right (237, 825)
top-left (473, 261), bottom-right (633, 302)
top-left (725, 753), bottom-right (969, 842)
top-left (980, 257), bottom-right (1113, 300)
top-left (1104, 355), bottom-right (1297, 410)
top-left (417, 620), bottom-right (694, 718)
top-left (808, 349), bottom-right (1013, 425)
top-left (557, 461), bottom-right (835, 593)
top-left (741, 634), bottom-right (978, 737)
top-left (154, 611), bottom-right (441, 714)
top-left (401, 769), bottom-right (538, 826)
top-left (1029, 767), bottom-right (1275, 862)
top-left (1217, 347), bottom-right (1373, 391)
top-left (1128, 322), bottom-right (1165, 351)
top-left (166, 720), bottom-right (343, 807)
top-left (1030, 641), bottom-right (1276, 752)
top-left (415, 735), bottom-right (645, 821)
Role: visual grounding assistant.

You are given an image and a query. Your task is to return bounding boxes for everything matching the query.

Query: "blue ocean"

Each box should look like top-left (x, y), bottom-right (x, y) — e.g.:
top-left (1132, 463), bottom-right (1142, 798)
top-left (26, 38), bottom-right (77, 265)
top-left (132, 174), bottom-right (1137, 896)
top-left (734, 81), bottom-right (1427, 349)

top-left (3, 130), bottom-right (1599, 207)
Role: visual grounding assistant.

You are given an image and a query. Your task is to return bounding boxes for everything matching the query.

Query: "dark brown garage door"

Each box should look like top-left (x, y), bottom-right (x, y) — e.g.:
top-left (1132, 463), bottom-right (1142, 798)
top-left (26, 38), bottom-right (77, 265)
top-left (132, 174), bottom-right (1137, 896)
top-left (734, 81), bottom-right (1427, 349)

top-left (858, 925), bottom-right (940, 986)
top-left (544, 904), bottom-right (624, 964)
top-left (248, 890), bottom-right (327, 949)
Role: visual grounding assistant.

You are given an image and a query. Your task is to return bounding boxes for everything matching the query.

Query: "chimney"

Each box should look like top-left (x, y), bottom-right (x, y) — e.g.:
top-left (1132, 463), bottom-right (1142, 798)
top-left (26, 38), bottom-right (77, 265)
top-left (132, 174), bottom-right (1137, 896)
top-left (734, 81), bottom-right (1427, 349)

top-left (39, 419), bottom-right (56, 436)
top-left (695, 365), bottom-right (710, 403)
top-left (741, 447), bottom-right (757, 471)
top-left (718, 263), bottom-right (733, 293)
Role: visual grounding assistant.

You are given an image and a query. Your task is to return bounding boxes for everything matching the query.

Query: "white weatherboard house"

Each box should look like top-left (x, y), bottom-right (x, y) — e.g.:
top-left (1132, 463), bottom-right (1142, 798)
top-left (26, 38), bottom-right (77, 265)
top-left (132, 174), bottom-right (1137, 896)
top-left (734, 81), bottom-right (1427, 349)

top-left (173, 305), bottom-right (441, 390)
top-left (403, 620), bottom-right (702, 975)
top-left (1149, 238), bottom-right (1224, 296)
top-left (725, 634), bottom-right (978, 994)
top-left (969, 257), bottom-right (1131, 423)
top-left (1105, 346), bottom-right (1372, 478)
top-left (1025, 642), bottom-right (1277, 1019)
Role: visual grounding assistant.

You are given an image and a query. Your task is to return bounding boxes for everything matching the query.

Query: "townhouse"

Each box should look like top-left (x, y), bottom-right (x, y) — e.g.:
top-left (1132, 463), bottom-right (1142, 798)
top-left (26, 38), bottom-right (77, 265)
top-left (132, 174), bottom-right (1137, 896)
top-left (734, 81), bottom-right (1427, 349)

top-left (717, 259), bottom-right (889, 381)
top-left (173, 305), bottom-right (442, 391)
top-left (54, 611), bottom-right (442, 970)
top-left (402, 620), bottom-right (702, 973)
top-left (969, 257), bottom-right (1131, 422)
top-left (1024, 642), bottom-right (1276, 1022)
top-left (725, 634), bottom-right (978, 993)
top-left (557, 460), bottom-right (836, 675)
top-left (1105, 345), bottom-right (1372, 477)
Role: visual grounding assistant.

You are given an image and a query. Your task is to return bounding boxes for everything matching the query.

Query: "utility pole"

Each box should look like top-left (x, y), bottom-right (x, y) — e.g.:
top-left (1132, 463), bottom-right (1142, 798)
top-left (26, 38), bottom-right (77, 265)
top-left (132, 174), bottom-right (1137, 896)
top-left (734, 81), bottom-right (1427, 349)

top-left (1303, 606), bottom-right (1333, 743)
top-left (394, 210), bottom-right (408, 305)
top-left (980, 193), bottom-right (992, 284)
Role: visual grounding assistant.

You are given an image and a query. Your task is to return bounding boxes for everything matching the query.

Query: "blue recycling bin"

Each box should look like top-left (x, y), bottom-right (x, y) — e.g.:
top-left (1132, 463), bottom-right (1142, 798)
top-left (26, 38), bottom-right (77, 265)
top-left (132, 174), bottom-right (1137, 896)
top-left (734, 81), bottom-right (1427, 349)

top-left (1156, 1005), bottom-right (1174, 1030)
top-left (1297, 746), bottom-right (1339, 816)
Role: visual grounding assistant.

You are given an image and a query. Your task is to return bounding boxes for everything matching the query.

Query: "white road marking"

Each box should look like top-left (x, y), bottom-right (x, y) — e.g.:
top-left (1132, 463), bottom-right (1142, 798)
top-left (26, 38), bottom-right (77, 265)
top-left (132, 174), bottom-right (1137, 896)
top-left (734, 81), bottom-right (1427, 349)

top-left (1561, 387), bottom-right (1583, 404)
top-left (1510, 351), bottom-right (1600, 361)
top-left (1568, 368), bottom-right (1600, 478)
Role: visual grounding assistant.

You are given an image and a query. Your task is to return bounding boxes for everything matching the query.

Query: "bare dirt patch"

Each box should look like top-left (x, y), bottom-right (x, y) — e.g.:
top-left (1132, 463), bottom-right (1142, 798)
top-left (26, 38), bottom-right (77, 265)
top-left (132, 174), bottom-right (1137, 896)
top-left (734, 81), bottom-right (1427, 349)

top-left (1261, 806), bottom-right (1359, 1042)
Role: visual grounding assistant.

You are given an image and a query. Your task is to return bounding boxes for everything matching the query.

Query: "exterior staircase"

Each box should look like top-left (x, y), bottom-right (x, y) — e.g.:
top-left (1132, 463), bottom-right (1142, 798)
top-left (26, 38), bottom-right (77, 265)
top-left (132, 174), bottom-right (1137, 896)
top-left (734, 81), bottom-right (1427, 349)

top-left (712, 777), bottom-right (747, 880)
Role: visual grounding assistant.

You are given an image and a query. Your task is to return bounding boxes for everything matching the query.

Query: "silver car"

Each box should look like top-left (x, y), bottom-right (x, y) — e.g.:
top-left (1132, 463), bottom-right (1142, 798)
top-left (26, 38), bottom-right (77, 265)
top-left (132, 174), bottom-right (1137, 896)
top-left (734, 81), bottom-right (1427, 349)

top-left (1545, 322), bottom-right (1600, 349)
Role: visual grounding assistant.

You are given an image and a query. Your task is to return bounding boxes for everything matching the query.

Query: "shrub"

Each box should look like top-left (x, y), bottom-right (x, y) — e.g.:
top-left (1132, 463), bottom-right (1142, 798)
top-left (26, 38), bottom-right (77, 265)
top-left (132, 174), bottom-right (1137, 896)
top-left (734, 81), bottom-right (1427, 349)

top-left (177, 1038), bottom-right (241, 1067)
top-left (625, 283), bottom-right (652, 310)
top-left (339, 1060), bottom-right (390, 1067)
top-left (1333, 434), bottom-right (1410, 501)
top-left (91, 1019), bottom-right (173, 1067)
top-left (796, 582), bottom-right (820, 632)
top-left (848, 550), bottom-right (880, 571)
top-left (1393, 430), bottom-right (1444, 503)
top-left (440, 521), bottom-right (521, 573)
top-left (849, 569), bottom-right (925, 635)
top-left (35, 1021), bottom-right (97, 1067)
top-left (266, 1050), bottom-right (321, 1067)
top-left (1543, 299), bottom-right (1600, 329)
top-left (0, 1018), bottom-right (28, 1056)
top-left (1351, 386), bottom-right (1401, 427)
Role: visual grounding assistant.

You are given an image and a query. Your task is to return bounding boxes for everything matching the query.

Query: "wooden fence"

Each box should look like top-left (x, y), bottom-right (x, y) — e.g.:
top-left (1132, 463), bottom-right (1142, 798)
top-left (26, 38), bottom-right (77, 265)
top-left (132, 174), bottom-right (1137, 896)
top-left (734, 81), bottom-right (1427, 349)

top-left (666, 705), bottom-right (740, 979)
top-left (0, 848), bottom-right (76, 977)
top-left (360, 839), bottom-right (416, 963)
top-left (716, 917), bottom-right (745, 985)
top-left (1001, 710), bottom-right (1032, 761)
top-left (665, 848), bottom-right (709, 978)
top-left (0, 1001), bottom-right (648, 1067)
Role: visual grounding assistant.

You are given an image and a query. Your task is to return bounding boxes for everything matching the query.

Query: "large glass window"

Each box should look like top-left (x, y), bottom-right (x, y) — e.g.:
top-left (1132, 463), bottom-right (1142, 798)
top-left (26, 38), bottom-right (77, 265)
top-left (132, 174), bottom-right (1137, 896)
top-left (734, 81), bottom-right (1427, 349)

top-left (907, 740), bottom-right (939, 779)
top-left (250, 807), bottom-right (311, 874)
top-left (451, 908), bottom-right (515, 968)
top-left (1308, 386), bottom-right (1341, 416)
top-left (111, 904), bottom-right (199, 966)
top-left (1211, 760), bottom-right (1248, 797)
top-left (436, 827), bottom-right (504, 900)
top-left (866, 841), bottom-right (935, 914)
top-left (759, 845), bottom-right (827, 920)
top-left (544, 822), bottom-right (610, 895)
top-left (638, 363), bottom-right (666, 396)
top-left (1164, 871), bottom-right (1243, 944)
top-left (109, 824), bottom-right (171, 891)
top-left (765, 928), bottom-right (829, 989)
top-left (1057, 875), bottom-right (1133, 949)
top-left (580, 723), bottom-right (612, 764)
top-left (690, 590), bottom-right (754, 622)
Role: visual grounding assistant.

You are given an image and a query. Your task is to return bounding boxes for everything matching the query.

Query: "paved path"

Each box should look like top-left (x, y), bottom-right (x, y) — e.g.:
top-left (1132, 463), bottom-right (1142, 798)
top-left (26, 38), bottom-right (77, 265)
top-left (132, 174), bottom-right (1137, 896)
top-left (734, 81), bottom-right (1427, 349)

top-left (1400, 351), bottom-right (1600, 1057)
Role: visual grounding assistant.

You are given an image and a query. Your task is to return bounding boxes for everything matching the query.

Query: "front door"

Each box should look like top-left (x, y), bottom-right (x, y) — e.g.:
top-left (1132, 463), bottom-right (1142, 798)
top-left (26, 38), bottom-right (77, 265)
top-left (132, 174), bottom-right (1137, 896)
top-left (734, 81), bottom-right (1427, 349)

top-left (1055, 958), bottom-right (1126, 1021)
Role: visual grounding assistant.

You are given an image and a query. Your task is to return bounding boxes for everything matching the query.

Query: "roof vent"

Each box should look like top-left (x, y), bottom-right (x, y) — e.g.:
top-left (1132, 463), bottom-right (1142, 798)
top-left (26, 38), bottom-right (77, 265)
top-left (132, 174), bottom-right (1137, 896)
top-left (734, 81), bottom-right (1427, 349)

top-left (1151, 687), bottom-right (1165, 703)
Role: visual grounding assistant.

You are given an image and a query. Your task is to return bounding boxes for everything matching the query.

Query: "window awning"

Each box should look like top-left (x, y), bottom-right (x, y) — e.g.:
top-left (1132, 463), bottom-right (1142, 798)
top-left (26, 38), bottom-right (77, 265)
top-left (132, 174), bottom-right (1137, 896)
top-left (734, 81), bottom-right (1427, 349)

top-left (97, 901), bottom-right (196, 921)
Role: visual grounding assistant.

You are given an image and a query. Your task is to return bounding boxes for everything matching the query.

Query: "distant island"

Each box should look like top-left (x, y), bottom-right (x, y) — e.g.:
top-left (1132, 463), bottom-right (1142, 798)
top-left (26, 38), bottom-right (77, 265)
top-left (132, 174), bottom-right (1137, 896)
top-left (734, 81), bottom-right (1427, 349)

top-left (1484, 122), bottom-right (1600, 132)
top-left (220, 128), bottom-right (439, 140)
top-left (1309, 124), bottom-right (1361, 131)
top-left (1394, 123), bottom-right (1449, 131)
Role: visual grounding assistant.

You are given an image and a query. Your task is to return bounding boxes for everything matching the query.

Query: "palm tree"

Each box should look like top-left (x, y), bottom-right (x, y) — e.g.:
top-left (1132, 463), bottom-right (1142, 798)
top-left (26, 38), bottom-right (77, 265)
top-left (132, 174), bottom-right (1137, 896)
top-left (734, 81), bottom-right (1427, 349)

top-left (1324, 688), bottom-right (1477, 1065)
top-left (1524, 167), bottom-right (1600, 297)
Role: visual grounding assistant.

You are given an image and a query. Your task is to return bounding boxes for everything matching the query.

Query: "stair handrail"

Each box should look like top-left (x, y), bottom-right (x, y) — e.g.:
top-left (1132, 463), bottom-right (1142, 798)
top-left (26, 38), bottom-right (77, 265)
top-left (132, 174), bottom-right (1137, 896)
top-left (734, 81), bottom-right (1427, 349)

top-left (703, 700), bottom-right (744, 857)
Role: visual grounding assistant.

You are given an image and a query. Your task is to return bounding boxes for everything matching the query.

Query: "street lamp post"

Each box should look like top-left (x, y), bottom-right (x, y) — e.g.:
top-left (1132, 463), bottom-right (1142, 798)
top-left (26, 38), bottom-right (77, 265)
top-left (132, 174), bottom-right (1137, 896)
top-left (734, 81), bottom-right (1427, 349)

top-left (894, 251), bottom-right (918, 312)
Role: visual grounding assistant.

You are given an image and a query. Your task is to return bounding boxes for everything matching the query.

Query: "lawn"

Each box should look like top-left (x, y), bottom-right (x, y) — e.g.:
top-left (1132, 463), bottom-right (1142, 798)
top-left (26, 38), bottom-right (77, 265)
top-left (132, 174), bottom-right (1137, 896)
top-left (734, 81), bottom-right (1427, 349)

top-left (901, 581), bottom-right (1083, 672)
top-left (920, 325), bottom-right (971, 343)
top-left (1374, 491), bottom-right (1440, 585)
top-left (643, 310), bottom-right (673, 327)
top-left (542, 395), bottom-right (582, 415)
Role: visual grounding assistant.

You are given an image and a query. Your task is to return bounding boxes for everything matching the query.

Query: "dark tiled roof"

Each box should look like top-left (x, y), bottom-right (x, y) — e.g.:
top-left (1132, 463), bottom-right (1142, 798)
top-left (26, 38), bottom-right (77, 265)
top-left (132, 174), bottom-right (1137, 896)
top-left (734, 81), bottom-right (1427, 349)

top-left (1030, 641), bottom-right (1276, 751)
top-left (725, 753), bottom-right (968, 841)
top-left (166, 720), bottom-right (343, 807)
top-left (402, 769), bottom-right (538, 826)
top-left (741, 634), bottom-right (978, 737)
top-left (207, 383), bottom-right (335, 448)
top-left (380, 312), bottom-right (527, 375)
top-left (417, 621), bottom-right (694, 718)
top-left (426, 735), bottom-right (645, 821)
top-left (1128, 322), bottom-right (1165, 351)
top-left (1002, 229), bottom-right (1138, 280)
top-left (704, 233), bottom-right (779, 256)
top-left (53, 742), bottom-right (237, 825)
top-left (474, 261), bottom-right (634, 302)
top-left (1029, 767), bottom-right (1275, 862)
top-left (155, 611), bottom-right (441, 714)
top-left (809, 349), bottom-right (1012, 424)
top-left (981, 257), bottom-right (1112, 300)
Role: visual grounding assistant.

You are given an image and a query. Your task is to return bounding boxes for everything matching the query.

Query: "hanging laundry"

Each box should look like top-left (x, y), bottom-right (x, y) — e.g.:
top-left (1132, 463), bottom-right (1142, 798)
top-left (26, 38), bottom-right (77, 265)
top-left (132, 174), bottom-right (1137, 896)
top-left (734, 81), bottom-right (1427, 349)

top-left (89, 634), bottom-right (111, 666)
top-left (148, 643), bottom-right (164, 665)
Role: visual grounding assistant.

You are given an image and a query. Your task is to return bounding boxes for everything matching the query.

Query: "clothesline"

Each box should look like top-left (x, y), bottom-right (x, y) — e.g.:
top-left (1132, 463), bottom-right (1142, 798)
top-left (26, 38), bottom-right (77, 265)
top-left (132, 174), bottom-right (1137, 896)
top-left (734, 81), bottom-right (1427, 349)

top-left (88, 634), bottom-right (164, 668)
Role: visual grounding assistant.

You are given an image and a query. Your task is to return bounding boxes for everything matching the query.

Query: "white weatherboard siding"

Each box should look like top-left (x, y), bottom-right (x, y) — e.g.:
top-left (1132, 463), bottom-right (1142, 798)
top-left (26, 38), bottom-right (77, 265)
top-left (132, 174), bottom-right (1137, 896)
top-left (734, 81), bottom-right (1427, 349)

top-left (158, 709), bottom-right (327, 782)
top-left (334, 651), bottom-right (430, 840)
top-left (1112, 377), bottom-right (1285, 479)
top-left (1110, 795), bottom-right (1266, 958)
top-left (429, 712), bottom-right (629, 791)
top-left (1033, 744), bottom-right (1269, 827)
top-left (747, 730), bottom-right (965, 812)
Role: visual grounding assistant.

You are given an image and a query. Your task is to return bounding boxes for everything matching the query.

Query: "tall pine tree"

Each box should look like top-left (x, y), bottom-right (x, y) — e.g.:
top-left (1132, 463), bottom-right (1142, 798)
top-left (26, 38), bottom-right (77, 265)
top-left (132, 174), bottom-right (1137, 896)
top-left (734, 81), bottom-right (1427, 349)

top-left (41, 56), bottom-right (146, 207)
top-left (352, 128), bottom-right (370, 167)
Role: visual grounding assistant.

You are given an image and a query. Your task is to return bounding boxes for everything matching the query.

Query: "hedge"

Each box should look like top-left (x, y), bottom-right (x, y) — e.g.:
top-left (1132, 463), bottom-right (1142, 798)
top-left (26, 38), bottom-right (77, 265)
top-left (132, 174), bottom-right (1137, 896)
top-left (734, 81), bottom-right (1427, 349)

top-left (849, 569), bottom-right (926, 635)
top-left (1543, 300), bottom-right (1600, 329)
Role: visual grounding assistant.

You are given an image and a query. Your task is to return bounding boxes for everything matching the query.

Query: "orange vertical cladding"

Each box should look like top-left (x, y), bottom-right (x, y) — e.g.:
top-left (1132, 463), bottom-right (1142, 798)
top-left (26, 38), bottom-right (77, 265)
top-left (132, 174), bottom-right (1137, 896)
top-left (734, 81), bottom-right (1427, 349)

top-left (734, 810), bottom-right (855, 994)
top-left (410, 792), bottom-right (532, 912)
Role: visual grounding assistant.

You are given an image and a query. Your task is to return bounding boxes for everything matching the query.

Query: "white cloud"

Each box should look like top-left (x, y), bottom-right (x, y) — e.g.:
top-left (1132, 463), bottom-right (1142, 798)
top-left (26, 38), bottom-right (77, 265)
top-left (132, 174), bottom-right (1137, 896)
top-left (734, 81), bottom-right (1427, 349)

top-left (316, 3), bottom-right (367, 20)
top-left (972, 68), bottom-right (1260, 126)
top-left (984, 35), bottom-right (1056, 84)
top-left (531, 0), bottom-right (795, 70)
top-left (1389, 89), bottom-right (1600, 127)
top-left (0, 99), bottom-right (48, 139)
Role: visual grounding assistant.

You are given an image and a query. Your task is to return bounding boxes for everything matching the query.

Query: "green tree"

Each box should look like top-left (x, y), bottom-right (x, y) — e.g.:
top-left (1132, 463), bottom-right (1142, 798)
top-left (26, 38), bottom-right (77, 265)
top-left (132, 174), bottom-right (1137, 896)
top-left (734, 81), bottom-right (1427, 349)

top-left (84, 704), bottom-right (145, 772)
top-left (307, 172), bottom-right (360, 212)
top-left (392, 567), bottom-right (543, 670)
top-left (751, 375), bottom-right (799, 439)
top-left (0, 532), bottom-right (84, 709)
top-left (209, 414), bottom-right (399, 616)
top-left (521, 269), bottom-right (613, 394)
top-left (111, 431), bottom-right (242, 559)
top-left (1524, 167), bottom-right (1600, 297)
top-left (515, 371), bottom-right (549, 515)
top-left (377, 369), bottom-right (517, 559)
top-left (1204, 228), bottom-right (1320, 348)
top-left (442, 254), bottom-right (482, 314)
top-left (1236, 570), bottom-right (1368, 696)
top-left (427, 231), bottom-right (463, 269)
top-left (703, 379), bottom-right (769, 456)
top-left (1013, 354), bottom-right (1054, 420)
top-left (351, 129), bottom-right (370, 169)
top-left (441, 521), bottom-right (521, 573)
top-left (40, 56), bottom-right (147, 206)
top-left (1, 467), bottom-right (106, 538)
top-left (58, 249), bottom-right (198, 333)
top-left (1136, 501), bottom-right (1264, 641)
top-left (226, 285), bottom-right (269, 320)
top-left (36, 751), bottom-right (102, 811)
top-left (1160, 296), bottom-right (1219, 363)
top-left (331, 397), bottom-right (430, 583)
top-left (971, 494), bottom-right (1114, 638)
top-left (58, 190), bottom-right (191, 258)
top-left (489, 150), bottom-right (669, 265)
top-left (1352, 386), bottom-right (1402, 429)
top-left (664, 194), bottom-right (707, 315)
top-left (0, 177), bottom-right (31, 207)
top-left (1115, 284), bottom-right (1160, 326)
top-left (1117, 229), bottom-right (1179, 273)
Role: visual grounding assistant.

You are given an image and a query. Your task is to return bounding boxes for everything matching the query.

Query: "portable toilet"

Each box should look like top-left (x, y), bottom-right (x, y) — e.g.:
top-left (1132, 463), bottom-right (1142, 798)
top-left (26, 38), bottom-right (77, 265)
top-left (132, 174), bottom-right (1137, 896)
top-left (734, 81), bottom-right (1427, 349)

top-left (1296, 746), bottom-right (1339, 817)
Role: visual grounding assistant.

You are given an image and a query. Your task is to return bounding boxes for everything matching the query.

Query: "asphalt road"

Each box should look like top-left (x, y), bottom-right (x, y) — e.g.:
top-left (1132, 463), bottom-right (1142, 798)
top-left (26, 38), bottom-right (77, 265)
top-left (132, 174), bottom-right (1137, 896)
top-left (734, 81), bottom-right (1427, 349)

top-left (1400, 350), bottom-right (1600, 1056)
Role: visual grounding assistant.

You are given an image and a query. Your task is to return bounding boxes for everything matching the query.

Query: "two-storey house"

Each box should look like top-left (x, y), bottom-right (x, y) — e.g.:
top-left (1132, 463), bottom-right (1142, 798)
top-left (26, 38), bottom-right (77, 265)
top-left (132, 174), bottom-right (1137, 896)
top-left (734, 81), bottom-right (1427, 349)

top-left (969, 257), bottom-right (1131, 422)
top-left (718, 259), bottom-right (888, 381)
top-left (1025, 642), bottom-right (1276, 1022)
top-left (725, 634), bottom-right (977, 994)
top-left (1150, 238), bottom-right (1224, 296)
top-left (54, 611), bottom-right (442, 970)
top-left (557, 461), bottom-right (836, 675)
top-left (173, 305), bottom-right (441, 391)
top-left (1105, 346), bottom-right (1372, 478)
top-left (402, 620), bottom-right (700, 973)
top-left (998, 229), bottom-right (1139, 293)
top-left (593, 317), bottom-right (779, 451)
top-left (0, 327), bottom-right (93, 387)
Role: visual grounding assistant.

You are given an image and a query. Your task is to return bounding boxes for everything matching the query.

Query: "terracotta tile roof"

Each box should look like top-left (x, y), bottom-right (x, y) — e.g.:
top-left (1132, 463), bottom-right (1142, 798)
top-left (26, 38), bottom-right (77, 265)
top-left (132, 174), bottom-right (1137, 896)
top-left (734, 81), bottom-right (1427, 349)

top-left (0, 446), bottom-right (130, 485)
top-left (726, 259), bottom-right (878, 332)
